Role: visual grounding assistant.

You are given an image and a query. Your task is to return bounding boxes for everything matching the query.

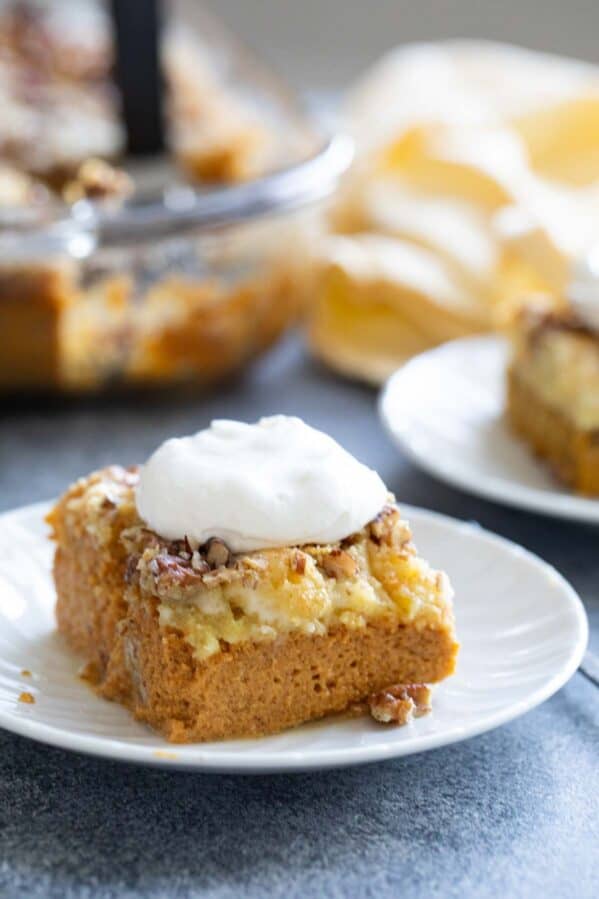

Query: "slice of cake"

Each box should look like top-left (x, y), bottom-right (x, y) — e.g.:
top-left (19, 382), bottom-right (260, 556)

top-left (507, 277), bottom-right (599, 494)
top-left (48, 417), bottom-right (458, 742)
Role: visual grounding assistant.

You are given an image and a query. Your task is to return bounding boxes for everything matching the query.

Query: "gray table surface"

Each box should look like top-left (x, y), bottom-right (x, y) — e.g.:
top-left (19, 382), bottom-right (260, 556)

top-left (0, 334), bottom-right (597, 899)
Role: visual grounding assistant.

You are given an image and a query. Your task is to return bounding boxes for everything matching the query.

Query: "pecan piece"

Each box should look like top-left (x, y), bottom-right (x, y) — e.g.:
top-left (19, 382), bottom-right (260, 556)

top-left (191, 551), bottom-right (210, 574)
top-left (204, 537), bottom-right (231, 569)
top-left (167, 535), bottom-right (193, 558)
top-left (124, 553), bottom-right (141, 584)
top-left (369, 504), bottom-right (412, 550)
top-left (368, 684), bottom-right (432, 725)
top-left (63, 158), bottom-right (133, 204)
top-left (321, 549), bottom-right (358, 579)
top-left (292, 551), bottom-right (307, 575)
top-left (369, 504), bottom-right (401, 545)
top-left (149, 553), bottom-right (194, 585)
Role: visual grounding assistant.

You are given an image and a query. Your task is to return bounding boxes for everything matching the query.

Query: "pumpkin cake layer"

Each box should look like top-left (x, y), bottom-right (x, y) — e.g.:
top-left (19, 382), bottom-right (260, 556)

top-left (0, 262), bottom-right (297, 393)
top-left (507, 369), bottom-right (599, 495)
top-left (48, 466), bottom-right (458, 743)
top-left (507, 308), bottom-right (599, 495)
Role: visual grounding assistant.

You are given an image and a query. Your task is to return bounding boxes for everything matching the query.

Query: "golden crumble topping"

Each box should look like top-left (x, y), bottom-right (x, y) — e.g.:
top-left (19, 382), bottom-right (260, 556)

top-left (510, 307), bottom-right (599, 431)
top-left (49, 467), bottom-right (455, 661)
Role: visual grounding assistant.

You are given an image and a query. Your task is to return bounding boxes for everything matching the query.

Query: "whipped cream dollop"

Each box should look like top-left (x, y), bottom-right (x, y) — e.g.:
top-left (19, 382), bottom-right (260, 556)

top-left (136, 416), bottom-right (388, 552)
top-left (567, 250), bottom-right (599, 330)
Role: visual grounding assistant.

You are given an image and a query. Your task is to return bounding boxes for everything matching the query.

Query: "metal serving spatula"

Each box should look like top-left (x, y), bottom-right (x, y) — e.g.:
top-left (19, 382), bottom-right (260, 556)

top-left (109, 0), bottom-right (165, 156)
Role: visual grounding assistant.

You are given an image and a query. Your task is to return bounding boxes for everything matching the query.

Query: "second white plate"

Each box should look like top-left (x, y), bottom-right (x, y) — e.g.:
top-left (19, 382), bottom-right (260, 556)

top-left (380, 336), bottom-right (599, 524)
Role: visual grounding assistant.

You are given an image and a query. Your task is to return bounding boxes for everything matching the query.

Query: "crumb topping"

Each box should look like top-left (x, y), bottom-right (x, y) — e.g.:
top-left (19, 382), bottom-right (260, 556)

top-left (123, 495), bottom-right (453, 660)
top-left (50, 467), bottom-right (455, 661)
top-left (512, 307), bottom-right (599, 430)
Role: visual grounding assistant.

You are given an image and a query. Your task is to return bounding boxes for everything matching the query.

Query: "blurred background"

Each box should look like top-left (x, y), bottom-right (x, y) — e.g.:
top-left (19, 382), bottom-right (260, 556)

top-left (210, 0), bottom-right (599, 91)
top-left (2, 0), bottom-right (599, 420)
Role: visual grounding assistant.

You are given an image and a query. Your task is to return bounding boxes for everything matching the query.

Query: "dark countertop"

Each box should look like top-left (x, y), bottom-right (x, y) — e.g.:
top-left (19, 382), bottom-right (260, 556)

top-left (0, 335), bottom-right (597, 899)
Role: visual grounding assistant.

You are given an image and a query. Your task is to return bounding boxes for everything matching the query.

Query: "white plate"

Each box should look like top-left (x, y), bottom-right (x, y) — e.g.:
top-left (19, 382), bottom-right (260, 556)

top-left (0, 500), bottom-right (587, 773)
top-left (380, 336), bottom-right (599, 524)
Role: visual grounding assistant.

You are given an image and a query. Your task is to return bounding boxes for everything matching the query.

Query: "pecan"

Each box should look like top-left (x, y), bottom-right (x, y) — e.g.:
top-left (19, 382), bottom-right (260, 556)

top-left (176, 534), bottom-right (193, 559)
top-left (63, 158), bottom-right (133, 204)
top-left (143, 550), bottom-right (217, 594)
top-left (321, 549), bottom-right (358, 579)
top-left (124, 553), bottom-right (141, 584)
top-left (204, 538), bottom-right (231, 569)
top-left (191, 551), bottom-right (210, 574)
top-left (166, 536), bottom-right (192, 558)
top-left (292, 551), bottom-right (307, 575)
top-left (369, 504), bottom-right (400, 545)
top-left (144, 532), bottom-right (162, 550)
top-left (369, 505), bottom-right (411, 549)
top-left (149, 553), bottom-right (194, 585)
top-left (368, 684), bottom-right (432, 725)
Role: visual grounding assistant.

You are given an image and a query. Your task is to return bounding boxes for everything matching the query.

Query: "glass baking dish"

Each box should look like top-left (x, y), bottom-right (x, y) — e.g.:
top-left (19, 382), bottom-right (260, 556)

top-left (0, 133), bottom-right (351, 393)
top-left (0, 1), bottom-right (352, 394)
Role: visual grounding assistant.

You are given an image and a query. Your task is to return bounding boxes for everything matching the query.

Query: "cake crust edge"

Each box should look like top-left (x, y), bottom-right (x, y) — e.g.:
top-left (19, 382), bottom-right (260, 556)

top-left (507, 366), bottom-right (599, 495)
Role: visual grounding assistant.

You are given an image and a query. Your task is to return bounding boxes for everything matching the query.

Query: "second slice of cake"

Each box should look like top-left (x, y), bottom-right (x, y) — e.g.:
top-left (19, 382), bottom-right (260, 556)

top-left (507, 257), bottom-right (599, 495)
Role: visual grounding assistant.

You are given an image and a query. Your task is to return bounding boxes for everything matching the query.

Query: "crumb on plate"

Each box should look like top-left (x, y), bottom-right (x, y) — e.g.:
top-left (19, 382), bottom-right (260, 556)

top-left (18, 691), bottom-right (35, 704)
